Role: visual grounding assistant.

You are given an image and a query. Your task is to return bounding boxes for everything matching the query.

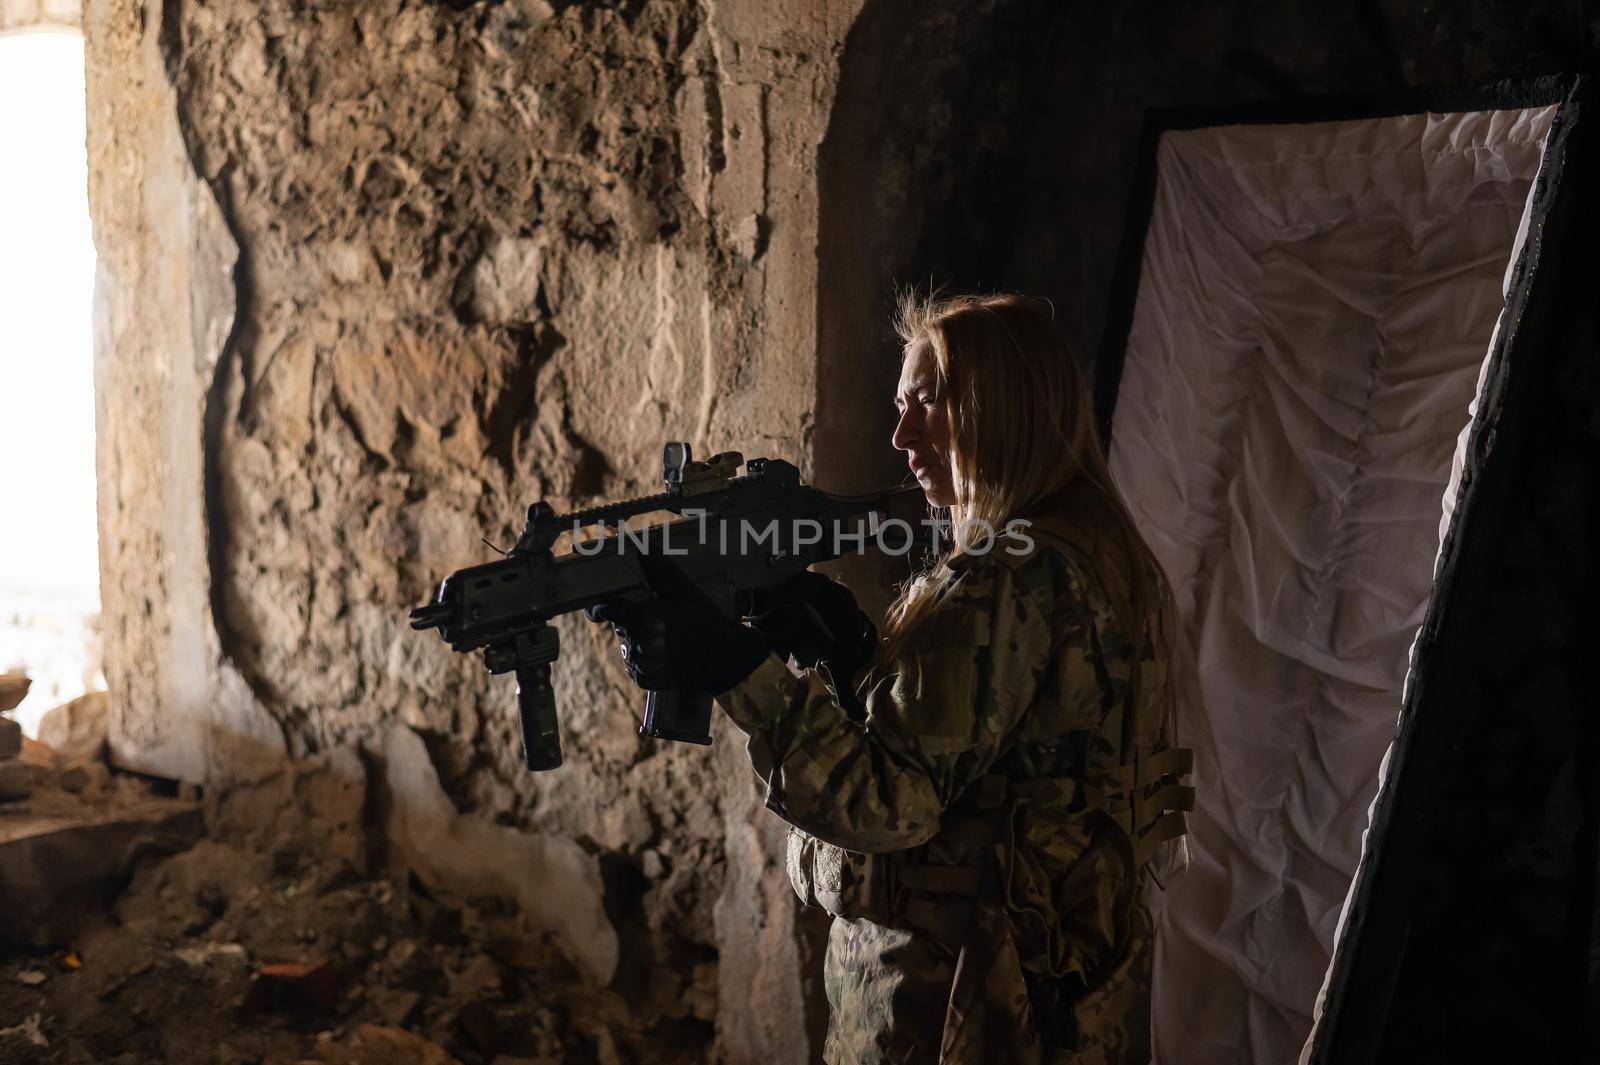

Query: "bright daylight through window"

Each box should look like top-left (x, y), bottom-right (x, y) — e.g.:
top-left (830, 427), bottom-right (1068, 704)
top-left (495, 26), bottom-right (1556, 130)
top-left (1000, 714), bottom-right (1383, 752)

top-left (0, 31), bottom-right (101, 737)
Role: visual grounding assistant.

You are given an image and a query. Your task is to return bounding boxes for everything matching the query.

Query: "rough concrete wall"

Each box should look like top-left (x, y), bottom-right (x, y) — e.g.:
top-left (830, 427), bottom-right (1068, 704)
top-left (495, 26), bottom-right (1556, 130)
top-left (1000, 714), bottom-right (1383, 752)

top-left (87, 0), bottom-right (861, 1059)
top-left (86, 0), bottom-right (282, 786)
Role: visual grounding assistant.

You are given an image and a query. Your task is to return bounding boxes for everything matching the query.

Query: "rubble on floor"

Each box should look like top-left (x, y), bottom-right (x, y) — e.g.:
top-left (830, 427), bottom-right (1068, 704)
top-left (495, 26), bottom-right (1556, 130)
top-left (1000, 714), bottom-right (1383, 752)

top-left (35, 692), bottom-right (108, 766)
top-left (0, 701), bottom-right (713, 1065)
top-left (0, 673), bottom-right (28, 714)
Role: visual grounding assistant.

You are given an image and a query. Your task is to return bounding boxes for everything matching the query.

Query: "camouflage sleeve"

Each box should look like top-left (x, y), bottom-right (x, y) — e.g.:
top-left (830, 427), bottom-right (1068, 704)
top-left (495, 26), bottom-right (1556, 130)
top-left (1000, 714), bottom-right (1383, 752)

top-left (715, 554), bottom-right (1058, 853)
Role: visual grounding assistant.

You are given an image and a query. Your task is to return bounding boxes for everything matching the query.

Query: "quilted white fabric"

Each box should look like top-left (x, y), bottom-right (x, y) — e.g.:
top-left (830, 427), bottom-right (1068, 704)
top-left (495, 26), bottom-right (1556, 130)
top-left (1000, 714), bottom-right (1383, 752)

top-left (1107, 105), bottom-right (1557, 1065)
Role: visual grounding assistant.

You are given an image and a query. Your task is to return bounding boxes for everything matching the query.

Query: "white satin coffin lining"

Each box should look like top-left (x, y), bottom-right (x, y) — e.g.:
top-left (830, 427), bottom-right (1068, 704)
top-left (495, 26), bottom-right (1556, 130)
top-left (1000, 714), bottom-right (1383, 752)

top-left (1106, 104), bottom-right (1557, 1065)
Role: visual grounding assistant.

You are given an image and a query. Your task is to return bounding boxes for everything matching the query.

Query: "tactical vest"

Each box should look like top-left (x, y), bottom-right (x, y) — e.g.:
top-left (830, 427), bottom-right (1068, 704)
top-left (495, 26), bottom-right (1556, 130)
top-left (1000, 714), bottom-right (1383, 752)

top-left (786, 514), bottom-right (1194, 1056)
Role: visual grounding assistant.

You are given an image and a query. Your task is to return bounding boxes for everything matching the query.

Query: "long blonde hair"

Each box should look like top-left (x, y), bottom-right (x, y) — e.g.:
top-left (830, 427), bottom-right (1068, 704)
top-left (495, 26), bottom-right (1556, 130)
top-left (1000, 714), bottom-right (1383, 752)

top-left (883, 292), bottom-right (1176, 712)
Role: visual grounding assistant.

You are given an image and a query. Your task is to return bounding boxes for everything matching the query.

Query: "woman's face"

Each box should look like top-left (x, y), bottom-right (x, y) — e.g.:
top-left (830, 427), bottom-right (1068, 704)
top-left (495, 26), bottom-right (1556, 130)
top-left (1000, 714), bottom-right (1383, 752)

top-left (892, 339), bottom-right (957, 507)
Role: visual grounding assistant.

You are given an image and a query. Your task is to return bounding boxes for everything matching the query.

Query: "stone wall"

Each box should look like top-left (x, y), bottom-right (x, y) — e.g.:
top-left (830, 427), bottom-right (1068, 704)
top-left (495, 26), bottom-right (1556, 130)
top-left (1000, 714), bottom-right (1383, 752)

top-left (86, 0), bottom-right (859, 1059)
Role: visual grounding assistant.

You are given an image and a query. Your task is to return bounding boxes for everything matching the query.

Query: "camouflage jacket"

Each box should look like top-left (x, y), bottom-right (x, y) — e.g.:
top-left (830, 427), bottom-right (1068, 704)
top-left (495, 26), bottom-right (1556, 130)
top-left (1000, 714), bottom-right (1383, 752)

top-left (716, 512), bottom-right (1189, 1065)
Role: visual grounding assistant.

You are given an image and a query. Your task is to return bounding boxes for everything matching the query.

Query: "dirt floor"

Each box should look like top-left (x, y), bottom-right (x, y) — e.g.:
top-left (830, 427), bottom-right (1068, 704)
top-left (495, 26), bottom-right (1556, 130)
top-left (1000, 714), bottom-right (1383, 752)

top-left (0, 763), bottom-right (712, 1065)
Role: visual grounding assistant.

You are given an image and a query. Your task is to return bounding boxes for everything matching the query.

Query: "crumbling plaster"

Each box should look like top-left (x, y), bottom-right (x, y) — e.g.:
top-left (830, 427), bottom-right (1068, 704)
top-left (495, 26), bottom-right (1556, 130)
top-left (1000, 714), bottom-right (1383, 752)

top-left (86, 0), bottom-right (862, 1059)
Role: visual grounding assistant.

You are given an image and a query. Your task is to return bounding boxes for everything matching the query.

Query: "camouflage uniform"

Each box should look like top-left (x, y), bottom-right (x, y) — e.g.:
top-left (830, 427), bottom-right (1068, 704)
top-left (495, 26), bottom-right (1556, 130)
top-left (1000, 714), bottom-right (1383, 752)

top-left (716, 505), bottom-right (1191, 1064)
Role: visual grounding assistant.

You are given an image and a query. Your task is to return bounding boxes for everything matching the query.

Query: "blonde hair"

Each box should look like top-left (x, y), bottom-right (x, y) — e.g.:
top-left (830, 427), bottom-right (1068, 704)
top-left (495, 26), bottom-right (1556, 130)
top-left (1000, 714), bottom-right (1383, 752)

top-left (883, 292), bottom-right (1177, 721)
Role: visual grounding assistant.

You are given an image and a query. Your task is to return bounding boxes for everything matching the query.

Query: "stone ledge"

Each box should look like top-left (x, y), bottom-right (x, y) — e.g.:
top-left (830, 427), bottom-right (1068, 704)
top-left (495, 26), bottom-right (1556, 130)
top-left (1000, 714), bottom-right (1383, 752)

top-left (0, 794), bottom-right (203, 947)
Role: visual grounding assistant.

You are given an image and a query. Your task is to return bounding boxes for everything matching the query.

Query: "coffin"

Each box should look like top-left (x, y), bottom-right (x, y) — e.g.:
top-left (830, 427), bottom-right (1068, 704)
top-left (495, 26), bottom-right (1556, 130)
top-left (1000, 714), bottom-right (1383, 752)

top-left (1096, 77), bottom-right (1596, 1063)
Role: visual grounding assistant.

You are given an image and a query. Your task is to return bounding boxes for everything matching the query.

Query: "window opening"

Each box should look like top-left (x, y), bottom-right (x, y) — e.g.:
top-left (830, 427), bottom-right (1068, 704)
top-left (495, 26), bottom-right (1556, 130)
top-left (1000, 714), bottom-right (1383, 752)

top-left (0, 30), bottom-right (102, 738)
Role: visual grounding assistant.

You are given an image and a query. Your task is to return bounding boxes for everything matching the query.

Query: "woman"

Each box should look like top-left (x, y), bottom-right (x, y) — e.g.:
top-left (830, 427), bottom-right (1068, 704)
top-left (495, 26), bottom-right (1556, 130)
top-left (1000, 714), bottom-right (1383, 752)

top-left (593, 293), bottom-right (1191, 1063)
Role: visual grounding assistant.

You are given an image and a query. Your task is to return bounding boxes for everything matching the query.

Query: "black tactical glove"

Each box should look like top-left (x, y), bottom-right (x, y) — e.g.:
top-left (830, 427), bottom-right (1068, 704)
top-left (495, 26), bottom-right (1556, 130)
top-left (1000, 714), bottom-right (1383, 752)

top-left (587, 589), bottom-right (770, 696)
top-left (746, 571), bottom-right (877, 687)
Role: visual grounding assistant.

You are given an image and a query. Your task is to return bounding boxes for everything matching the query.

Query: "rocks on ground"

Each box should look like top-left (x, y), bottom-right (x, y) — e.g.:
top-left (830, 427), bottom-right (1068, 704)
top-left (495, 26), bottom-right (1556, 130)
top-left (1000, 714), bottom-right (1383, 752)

top-left (0, 682), bottom-right (109, 806)
top-left (1, 687), bottom-right (205, 953)
top-left (0, 715), bottom-right (19, 761)
top-left (0, 702), bottom-right (713, 1065)
top-left (0, 672), bottom-right (29, 714)
top-left (0, 673), bottom-right (32, 800)
top-left (36, 691), bottom-right (109, 765)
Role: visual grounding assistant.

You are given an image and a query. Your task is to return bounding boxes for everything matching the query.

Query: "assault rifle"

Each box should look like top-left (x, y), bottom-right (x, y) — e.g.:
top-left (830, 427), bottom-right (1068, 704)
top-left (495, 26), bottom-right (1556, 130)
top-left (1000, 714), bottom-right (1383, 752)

top-left (410, 443), bottom-right (920, 771)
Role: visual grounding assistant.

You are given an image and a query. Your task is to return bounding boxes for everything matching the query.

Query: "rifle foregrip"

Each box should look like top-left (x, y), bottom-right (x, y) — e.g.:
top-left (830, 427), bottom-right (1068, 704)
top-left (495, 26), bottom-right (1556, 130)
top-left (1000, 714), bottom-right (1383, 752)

top-left (515, 664), bottom-right (563, 770)
top-left (640, 689), bottom-right (714, 746)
